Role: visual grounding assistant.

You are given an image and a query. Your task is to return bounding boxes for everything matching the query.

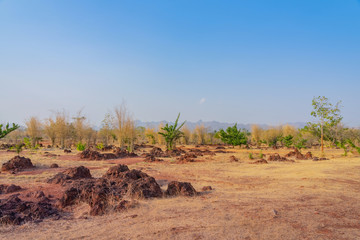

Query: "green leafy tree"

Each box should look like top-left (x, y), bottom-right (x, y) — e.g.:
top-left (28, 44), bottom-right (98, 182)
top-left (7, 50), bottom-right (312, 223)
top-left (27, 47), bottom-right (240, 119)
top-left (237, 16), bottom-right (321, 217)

top-left (218, 124), bottom-right (248, 148)
top-left (282, 135), bottom-right (294, 148)
top-left (158, 113), bottom-right (186, 150)
top-left (294, 138), bottom-right (307, 151)
top-left (310, 96), bottom-right (342, 153)
top-left (0, 123), bottom-right (19, 139)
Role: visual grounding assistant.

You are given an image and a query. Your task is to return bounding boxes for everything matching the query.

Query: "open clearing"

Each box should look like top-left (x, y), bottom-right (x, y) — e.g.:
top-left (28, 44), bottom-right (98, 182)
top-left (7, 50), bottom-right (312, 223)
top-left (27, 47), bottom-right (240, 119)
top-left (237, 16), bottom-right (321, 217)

top-left (1, 146), bottom-right (360, 240)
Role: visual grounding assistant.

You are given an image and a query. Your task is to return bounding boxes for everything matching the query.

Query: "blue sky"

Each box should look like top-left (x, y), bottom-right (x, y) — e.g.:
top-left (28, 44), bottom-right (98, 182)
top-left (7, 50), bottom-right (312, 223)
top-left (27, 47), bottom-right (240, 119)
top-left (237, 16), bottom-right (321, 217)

top-left (1, 0), bottom-right (359, 126)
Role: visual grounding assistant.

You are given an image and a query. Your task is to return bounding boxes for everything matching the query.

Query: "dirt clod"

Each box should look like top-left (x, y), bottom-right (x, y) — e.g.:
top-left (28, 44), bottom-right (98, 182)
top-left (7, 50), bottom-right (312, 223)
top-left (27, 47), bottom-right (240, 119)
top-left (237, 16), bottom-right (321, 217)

top-left (47, 166), bottom-right (92, 185)
top-left (165, 181), bottom-right (197, 197)
top-left (0, 184), bottom-right (22, 194)
top-left (50, 163), bottom-right (59, 168)
top-left (1, 156), bottom-right (35, 172)
top-left (0, 194), bottom-right (59, 225)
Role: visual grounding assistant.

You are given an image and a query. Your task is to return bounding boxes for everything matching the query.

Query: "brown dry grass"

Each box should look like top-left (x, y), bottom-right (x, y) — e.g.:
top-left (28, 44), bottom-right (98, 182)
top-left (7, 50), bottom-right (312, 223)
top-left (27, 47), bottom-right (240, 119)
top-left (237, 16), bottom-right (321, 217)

top-left (1, 147), bottom-right (360, 240)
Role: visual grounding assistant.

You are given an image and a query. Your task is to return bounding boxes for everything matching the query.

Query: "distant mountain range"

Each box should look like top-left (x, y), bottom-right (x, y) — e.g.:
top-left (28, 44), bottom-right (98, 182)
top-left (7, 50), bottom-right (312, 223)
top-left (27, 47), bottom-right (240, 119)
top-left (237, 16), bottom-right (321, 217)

top-left (135, 120), bottom-right (307, 131)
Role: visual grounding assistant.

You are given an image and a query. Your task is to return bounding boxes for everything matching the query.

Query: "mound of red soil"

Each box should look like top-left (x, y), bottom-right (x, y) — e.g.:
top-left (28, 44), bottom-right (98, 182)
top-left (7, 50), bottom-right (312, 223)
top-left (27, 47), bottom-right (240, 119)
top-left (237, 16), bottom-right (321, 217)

top-left (0, 184), bottom-right (22, 194)
top-left (43, 152), bottom-right (58, 157)
top-left (250, 159), bottom-right (268, 164)
top-left (80, 148), bottom-right (137, 161)
top-left (50, 163), bottom-right (59, 168)
top-left (47, 166), bottom-right (92, 185)
top-left (55, 165), bottom-right (163, 215)
top-left (0, 194), bottom-right (59, 225)
top-left (113, 147), bottom-right (138, 158)
top-left (202, 186), bottom-right (212, 191)
top-left (1, 156), bottom-right (34, 172)
top-left (177, 153), bottom-right (197, 163)
top-left (304, 152), bottom-right (313, 159)
top-left (284, 149), bottom-right (307, 160)
top-left (149, 147), bottom-right (165, 157)
top-left (165, 181), bottom-right (197, 197)
top-left (144, 155), bottom-right (163, 162)
top-left (268, 154), bottom-right (294, 162)
top-left (101, 145), bottom-right (113, 151)
top-left (188, 148), bottom-right (215, 156)
top-left (229, 155), bottom-right (238, 162)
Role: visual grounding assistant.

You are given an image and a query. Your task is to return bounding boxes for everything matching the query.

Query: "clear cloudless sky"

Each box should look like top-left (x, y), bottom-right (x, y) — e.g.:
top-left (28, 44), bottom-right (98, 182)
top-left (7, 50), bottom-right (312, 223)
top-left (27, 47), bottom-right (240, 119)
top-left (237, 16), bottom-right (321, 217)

top-left (1, 0), bottom-right (359, 127)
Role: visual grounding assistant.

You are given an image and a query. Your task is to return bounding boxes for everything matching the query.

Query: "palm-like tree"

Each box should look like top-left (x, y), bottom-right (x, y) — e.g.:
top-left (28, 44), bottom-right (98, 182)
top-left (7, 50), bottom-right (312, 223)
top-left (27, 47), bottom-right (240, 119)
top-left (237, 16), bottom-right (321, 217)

top-left (158, 113), bottom-right (186, 150)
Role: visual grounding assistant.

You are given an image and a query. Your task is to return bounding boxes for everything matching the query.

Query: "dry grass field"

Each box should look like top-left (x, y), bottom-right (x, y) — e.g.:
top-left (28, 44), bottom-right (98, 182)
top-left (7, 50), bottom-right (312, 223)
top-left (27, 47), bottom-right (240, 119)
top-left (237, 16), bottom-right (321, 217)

top-left (1, 146), bottom-right (360, 240)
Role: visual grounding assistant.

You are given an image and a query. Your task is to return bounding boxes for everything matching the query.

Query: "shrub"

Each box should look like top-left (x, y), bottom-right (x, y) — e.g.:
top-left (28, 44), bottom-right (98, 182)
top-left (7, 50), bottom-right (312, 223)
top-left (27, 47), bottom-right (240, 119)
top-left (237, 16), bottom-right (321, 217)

top-left (218, 124), bottom-right (248, 148)
top-left (76, 142), bottom-right (86, 151)
top-left (96, 143), bottom-right (104, 150)
top-left (249, 153), bottom-right (253, 159)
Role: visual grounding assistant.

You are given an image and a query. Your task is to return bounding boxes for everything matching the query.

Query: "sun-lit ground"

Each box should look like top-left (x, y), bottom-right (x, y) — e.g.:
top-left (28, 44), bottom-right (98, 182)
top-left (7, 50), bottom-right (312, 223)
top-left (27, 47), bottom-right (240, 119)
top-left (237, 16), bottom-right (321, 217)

top-left (1, 146), bottom-right (360, 240)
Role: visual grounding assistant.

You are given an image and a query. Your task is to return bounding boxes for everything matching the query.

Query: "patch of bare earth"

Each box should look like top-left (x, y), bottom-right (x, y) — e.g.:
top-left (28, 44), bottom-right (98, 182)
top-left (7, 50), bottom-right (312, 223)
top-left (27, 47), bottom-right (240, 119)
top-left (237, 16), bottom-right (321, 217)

top-left (0, 147), bottom-right (360, 239)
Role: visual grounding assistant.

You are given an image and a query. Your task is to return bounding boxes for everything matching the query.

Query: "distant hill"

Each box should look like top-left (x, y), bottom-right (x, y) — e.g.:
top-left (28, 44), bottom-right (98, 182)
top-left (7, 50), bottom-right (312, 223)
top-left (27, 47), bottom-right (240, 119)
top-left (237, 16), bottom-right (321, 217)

top-left (135, 120), bottom-right (307, 131)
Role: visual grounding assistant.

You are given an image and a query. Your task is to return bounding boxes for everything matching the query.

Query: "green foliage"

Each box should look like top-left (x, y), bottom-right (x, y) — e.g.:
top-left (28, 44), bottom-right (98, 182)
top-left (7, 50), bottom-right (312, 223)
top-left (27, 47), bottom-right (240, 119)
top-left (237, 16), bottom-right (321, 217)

top-left (294, 138), bottom-right (307, 151)
top-left (15, 143), bottom-right (23, 155)
top-left (146, 133), bottom-right (156, 144)
top-left (76, 142), bottom-right (86, 151)
top-left (259, 152), bottom-right (264, 159)
top-left (282, 135), bottom-right (294, 148)
top-left (309, 96), bottom-right (342, 152)
top-left (249, 153), bottom-right (253, 159)
top-left (158, 113), bottom-right (186, 150)
top-left (218, 124), bottom-right (248, 147)
top-left (96, 143), bottom-right (104, 150)
top-left (335, 140), bottom-right (349, 156)
top-left (0, 123), bottom-right (19, 139)
top-left (23, 137), bottom-right (40, 150)
top-left (23, 137), bottom-right (32, 149)
top-left (347, 139), bottom-right (360, 154)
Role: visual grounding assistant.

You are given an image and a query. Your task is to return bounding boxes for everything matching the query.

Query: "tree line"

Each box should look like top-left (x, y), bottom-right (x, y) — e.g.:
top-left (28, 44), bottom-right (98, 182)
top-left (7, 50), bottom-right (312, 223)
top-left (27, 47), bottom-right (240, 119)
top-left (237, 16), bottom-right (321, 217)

top-left (1, 97), bottom-right (360, 155)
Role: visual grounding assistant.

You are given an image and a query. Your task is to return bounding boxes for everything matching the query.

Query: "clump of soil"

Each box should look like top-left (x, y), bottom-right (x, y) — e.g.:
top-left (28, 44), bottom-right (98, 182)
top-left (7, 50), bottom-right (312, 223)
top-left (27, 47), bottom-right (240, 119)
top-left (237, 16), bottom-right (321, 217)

top-left (165, 181), bottom-right (197, 197)
top-left (50, 163), bottom-right (59, 168)
top-left (188, 148), bottom-right (215, 156)
top-left (304, 152), bottom-right (313, 159)
top-left (113, 147), bottom-right (138, 158)
top-left (50, 165), bottom-right (197, 216)
top-left (202, 186), bottom-right (212, 191)
top-left (47, 166), bottom-right (92, 185)
top-left (250, 159), bottom-right (268, 164)
top-left (43, 152), bottom-right (58, 158)
top-left (79, 148), bottom-right (137, 161)
top-left (268, 154), bottom-right (294, 162)
top-left (177, 153), bottom-right (197, 163)
top-left (144, 155), bottom-right (163, 162)
top-left (147, 147), bottom-right (165, 157)
top-left (0, 194), bottom-right (59, 225)
top-left (64, 149), bottom-right (72, 153)
top-left (0, 184), bottom-right (22, 194)
top-left (143, 147), bottom-right (186, 160)
top-left (229, 155), bottom-right (238, 162)
top-left (284, 149), bottom-right (312, 160)
top-left (1, 156), bottom-right (35, 172)
top-left (101, 145), bottom-right (113, 151)
top-left (215, 146), bottom-right (225, 149)
top-left (56, 165), bottom-right (163, 215)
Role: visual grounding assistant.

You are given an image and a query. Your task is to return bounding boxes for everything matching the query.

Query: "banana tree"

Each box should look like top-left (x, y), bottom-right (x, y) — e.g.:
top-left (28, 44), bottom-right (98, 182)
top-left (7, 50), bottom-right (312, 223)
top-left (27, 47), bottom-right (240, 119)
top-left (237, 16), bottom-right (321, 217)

top-left (158, 113), bottom-right (186, 150)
